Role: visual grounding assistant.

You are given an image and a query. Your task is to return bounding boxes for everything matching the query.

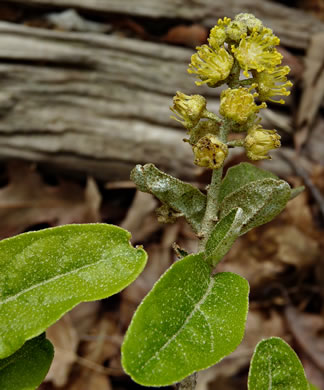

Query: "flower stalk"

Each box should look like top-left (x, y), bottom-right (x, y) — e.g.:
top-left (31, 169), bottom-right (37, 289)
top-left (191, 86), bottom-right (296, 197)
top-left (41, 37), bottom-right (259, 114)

top-left (170, 12), bottom-right (293, 388)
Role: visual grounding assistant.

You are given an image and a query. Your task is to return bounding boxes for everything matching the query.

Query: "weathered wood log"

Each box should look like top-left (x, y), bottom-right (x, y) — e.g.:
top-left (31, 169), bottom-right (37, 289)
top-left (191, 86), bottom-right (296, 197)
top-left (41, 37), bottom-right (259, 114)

top-left (0, 22), bottom-right (290, 181)
top-left (5, 0), bottom-right (324, 49)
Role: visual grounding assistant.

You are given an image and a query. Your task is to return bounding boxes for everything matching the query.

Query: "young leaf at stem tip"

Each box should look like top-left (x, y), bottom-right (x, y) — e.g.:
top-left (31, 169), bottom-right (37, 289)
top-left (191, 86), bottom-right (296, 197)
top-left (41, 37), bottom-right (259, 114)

top-left (248, 337), bottom-right (309, 390)
top-left (0, 224), bottom-right (147, 359)
top-left (121, 252), bottom-right (249, 386)
top-left (205, 207), bottom-right (244, 267)
top-left (219, 178), bottom-right (291, 235)
top-left (219, 162), bottom-right (278, 204)
top-left (0, 334), bottom-right (54, 390)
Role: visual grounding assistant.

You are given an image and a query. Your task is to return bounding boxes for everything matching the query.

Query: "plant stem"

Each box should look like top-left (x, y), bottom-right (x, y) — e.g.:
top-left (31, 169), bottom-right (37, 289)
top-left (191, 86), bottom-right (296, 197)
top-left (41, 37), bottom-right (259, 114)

top-left (198, 122), bottom-right (229, 250)
top-left (178, 122), bottom-right (230, 390)
top-left (176, 67), bottom-right (234, 390)
top-left (203, 110), bottom-right (222, 124)
top-left (198, 167), bottom-right (223, 249)
top-left (227, 139), bottom-right (244, 148)
top-left (238, 78), bottom-right (255, 86)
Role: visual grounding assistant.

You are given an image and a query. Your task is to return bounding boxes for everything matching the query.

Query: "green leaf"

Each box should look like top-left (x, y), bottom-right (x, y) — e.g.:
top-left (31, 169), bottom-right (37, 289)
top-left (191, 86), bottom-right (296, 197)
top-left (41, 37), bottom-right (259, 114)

top-left (122, 252), bottom-right (249, 386)
top-left (220, 178), bottom-right (291, 235)
top-left (131, 164), bottom-right (206, 232)
top-left (248, 337), bottom-right (309, 390)
top-left (0, 334), bottom-right (54, 390)
top-left (219, 162), bottom-right (278, 204)
top-left (205, 208), bottom-right (244, 267)
top-left (0, 224), bottom-right (147, 359)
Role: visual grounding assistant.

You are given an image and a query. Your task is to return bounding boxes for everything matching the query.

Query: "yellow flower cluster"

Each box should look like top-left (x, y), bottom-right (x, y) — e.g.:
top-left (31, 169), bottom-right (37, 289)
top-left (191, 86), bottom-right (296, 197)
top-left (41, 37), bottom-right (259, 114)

top-left (169, 13), bottom-right (293, 168)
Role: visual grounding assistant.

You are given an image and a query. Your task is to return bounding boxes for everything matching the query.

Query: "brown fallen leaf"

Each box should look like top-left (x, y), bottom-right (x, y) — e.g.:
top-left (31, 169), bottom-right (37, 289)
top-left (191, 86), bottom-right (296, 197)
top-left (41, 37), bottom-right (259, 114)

top-left (69, 370), bottom-right (112, 390)
top-left (0, 161), bottom-right (101, 238)
top-left (81, 313), bottom-right (121, 366)
top-left (120, 222), bottom-right (180, 327)
top-left (69, 301), bottom-right (101, 339)
top-left (306, 120), bottom-right (324, 166)
top-left (295, 32), bottom-right (324, 151)
top-left (285, 305), bottom-right (324, 371)
top-left (301, 352), bottom-right (324, 390)
top-left (161, 24), bottom-right (208, 47)
top-left (120, 190), bottom-right (160, 243)
top-left (45, 314), bottom-right (79, 387)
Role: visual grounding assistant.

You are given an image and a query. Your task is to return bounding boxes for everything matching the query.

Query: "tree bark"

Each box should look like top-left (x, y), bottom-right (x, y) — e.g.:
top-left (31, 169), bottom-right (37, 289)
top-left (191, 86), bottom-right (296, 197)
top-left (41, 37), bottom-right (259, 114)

top-left (5, 0), bottom-right (324, 49)
top-left (0, 22), bottom-right (293, 181)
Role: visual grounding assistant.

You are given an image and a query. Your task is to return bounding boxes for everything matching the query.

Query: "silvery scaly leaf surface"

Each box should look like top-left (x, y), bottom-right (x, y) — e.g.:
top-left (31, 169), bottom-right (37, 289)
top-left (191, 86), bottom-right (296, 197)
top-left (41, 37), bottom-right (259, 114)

top-left (220, 178), bottom-right (291, 235)
top-left (205, 207), bottom-right (244, 267)
top-left (218, 162), bottom-right (278, 204)
top-left (0, 224), bottom-right (147, 358)
top-left (131, 164), bottom-right (206, 233)
top-left (122, 252), bottom-right (249, 386)
top-left (0, 334), bottom-right (54, 390)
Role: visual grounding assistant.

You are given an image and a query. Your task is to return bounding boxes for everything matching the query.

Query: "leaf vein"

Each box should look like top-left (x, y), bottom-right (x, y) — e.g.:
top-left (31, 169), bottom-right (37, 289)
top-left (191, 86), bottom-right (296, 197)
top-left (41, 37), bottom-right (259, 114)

top-left (0, 253), bottom-right (118, 305)
top-left (138, 277), bottom-right (215, 371)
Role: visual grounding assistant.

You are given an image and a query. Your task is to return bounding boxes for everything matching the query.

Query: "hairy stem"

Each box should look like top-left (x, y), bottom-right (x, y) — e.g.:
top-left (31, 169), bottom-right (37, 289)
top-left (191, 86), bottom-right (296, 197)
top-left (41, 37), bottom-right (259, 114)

top-left (202, 110), bottom-right (223, 124)
top-left (227, 59), bottom-right (241, 88)
top-left (198, 122), bottom-right (229, 249)
top-left (227, 139), bottom-right (245, 148)
top-left (198, 167), bottom-right (223, 249)
top-left (178, 122), bottom-right (229, 388)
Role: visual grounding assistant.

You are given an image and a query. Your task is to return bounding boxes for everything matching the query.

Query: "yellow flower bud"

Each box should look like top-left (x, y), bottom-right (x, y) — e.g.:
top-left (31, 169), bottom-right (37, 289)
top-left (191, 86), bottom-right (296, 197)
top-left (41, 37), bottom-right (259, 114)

top-left (193, 134), bottom-right (228, 169)
top-left (254, 66), bottom-right (293, 104)
top-left (226, 20), bottom-right (247, 42)
top-left (231, 28), bottom-right (282, 77)
top-left (208, 17), bottom-right (231, 48)
top-left (234, 13), bottom-right (263, 33)
top-left (188, 45), bottom-right (234, 87)
top-left (170, 92), bottom-right (207, 129)
top-left (244, 125), bottom-right (281, 160)
top-left (208, 26), bottom-right (227, 48)
top-left (219, 87), bottom-right (266, 124)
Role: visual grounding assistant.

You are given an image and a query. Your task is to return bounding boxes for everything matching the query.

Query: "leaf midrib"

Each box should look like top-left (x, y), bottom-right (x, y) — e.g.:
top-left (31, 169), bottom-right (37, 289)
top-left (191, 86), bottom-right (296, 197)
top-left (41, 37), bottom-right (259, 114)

top-left (0, 252), bottom-right (119, 306)
top-left (222, 179), bottom-right (286, 230)
top-left (207, 208), bottom-right (243, 261)
top-left (137, 276), bottom-right (215, 372)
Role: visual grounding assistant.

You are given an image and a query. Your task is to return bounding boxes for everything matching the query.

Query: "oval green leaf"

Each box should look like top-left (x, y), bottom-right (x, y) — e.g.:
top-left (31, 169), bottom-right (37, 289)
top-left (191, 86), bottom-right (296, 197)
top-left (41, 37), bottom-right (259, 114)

top-left (220, 178), bottom-right (291, 235)
top-left (0, 224), bottom-right (147, 359)
top-left (248, 337), bottom-right (309, 390)
top-left (122, 253), bottom-right (249, 386)
top-left (219, 162), bottom-right (278, 204)
top-left (0, 334), bottom-right (54, 390)
top-left (205, 208), bottom-right (244, 267)
top-left (131, 164), bottom-right (206, 233)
